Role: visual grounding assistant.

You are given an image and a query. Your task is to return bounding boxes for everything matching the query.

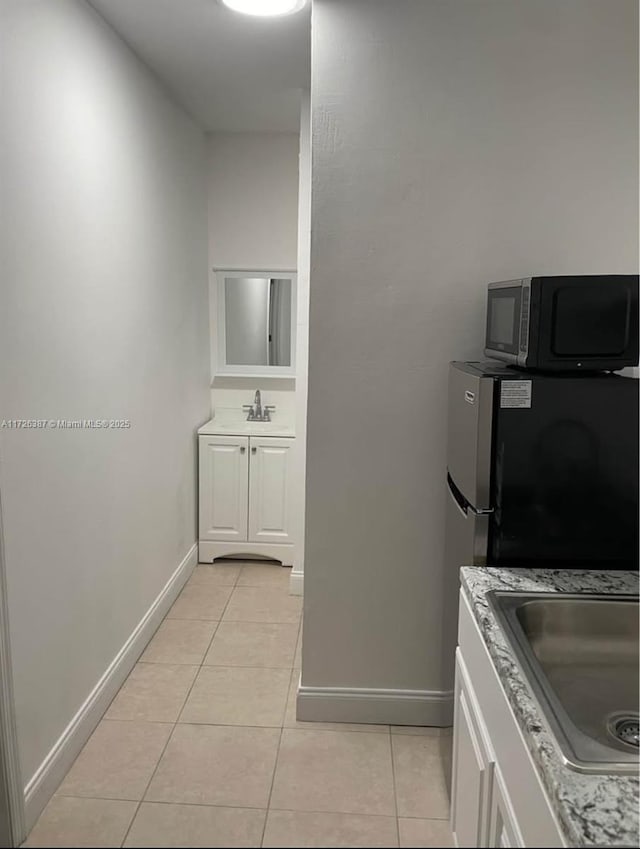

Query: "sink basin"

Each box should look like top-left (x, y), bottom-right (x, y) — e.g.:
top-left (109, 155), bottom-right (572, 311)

top-left (488, 591), bottom-right (639, 774)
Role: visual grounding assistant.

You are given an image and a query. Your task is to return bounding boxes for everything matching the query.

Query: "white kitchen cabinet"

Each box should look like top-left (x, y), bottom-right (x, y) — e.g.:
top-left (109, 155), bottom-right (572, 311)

top-left (198, 433), bottom-right (295, 565)
top-left (453, 590), bottom-right (565, 848)
top-left (451, 653), bottom-right (494, 847)
top-left (488, 767), bottom-right (523, 849)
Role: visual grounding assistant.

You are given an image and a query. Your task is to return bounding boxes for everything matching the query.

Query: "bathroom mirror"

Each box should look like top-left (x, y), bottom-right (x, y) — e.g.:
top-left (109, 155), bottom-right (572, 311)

top-left (215, 270), bottom-right (297, 376)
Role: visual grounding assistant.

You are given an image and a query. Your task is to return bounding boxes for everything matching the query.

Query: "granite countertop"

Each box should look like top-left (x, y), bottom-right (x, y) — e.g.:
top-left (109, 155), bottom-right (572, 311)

top-left (460, 566), bottom-right (639, 848)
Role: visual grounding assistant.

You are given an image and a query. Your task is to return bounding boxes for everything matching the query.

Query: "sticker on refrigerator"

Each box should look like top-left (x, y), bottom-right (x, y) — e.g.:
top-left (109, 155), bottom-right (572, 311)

top-left (500, 380), bottom-right (532, 408)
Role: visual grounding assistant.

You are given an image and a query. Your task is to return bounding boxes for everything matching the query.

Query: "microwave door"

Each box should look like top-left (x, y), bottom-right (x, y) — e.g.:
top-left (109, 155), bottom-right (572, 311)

top-left (537, 275), bottom-right (639, 371)
top-left (484, 280), bottom-right (528, 365)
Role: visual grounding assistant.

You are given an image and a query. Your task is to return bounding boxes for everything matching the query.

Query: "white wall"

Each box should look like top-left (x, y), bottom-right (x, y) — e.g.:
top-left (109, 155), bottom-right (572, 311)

top-left (0, 0), bottom-right (209, 801)
top-left (208, 132), bottom-right (299, 271)
top-left (207, 132), bottom-right (299, 420)
top-left (302, 0), bottom-right (638, 719)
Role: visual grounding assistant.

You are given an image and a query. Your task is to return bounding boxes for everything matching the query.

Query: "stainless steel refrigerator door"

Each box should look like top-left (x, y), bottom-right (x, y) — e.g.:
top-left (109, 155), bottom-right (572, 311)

top-left (446, 363), bottom-right (494, 510)
top-left (445, 476), bottom-right (490, 571)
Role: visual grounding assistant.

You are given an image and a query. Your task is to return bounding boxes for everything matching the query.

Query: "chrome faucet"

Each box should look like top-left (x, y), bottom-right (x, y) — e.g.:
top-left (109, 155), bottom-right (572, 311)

top-left (253, 389), bottom-right (263, 420)
top-left (243, 390), bottom-right (276, 422)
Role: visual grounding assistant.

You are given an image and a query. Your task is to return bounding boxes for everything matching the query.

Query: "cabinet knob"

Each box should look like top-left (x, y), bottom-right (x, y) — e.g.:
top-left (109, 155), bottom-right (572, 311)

top-left (240, 446), bottom-right (246, 454)
top-left (251, 447), bottom-right (257, 454)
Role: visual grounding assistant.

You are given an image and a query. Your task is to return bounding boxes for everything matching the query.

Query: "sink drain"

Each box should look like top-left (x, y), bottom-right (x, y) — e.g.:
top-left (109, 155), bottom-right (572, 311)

top-left (608, 715), bottom-right (640, 748)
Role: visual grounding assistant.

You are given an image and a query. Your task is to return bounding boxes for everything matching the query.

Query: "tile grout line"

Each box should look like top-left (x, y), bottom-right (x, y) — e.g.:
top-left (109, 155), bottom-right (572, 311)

top-left (295, 615), bottom-right (302, 668)
top-left (174, 565), bottom-right (241, 725)
top-left (117, 721), bottom-right (174, 846)
top-left (208, 619), bottom-right (300, 625)
top-left (285, 663), bottom-right (300, 731)
top-left (140, 663), bottom-right (298, 671)
top-left (389, 727), bottom-right (402, 847)
top-left (265, 806), bottom-right (450, 821)
top-left (259, 740), bottom-right (285, 845)
top-left (258, 693), bottom-right (288, 846)
top-left (162, 616), bottom-right (228, 623)
top-left (118, 563), bottom-right (241, 847)
top-left (260, 592), bottom-right (297, 847)
top-left (52, 792), bottom-right (450, 820)
top-left (98, 719), bottom-right (392, 734)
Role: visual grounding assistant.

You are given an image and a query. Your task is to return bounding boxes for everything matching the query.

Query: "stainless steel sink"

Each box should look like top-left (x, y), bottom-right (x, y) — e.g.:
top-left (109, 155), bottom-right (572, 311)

top-left (488, 591), bottom-right (639, 774)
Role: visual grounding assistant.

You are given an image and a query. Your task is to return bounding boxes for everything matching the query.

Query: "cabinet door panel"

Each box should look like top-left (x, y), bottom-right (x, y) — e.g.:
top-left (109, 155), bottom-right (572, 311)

top-left (248, 438), bottom-right (294, 543)
top-left (199, 436), bottom-right (248, 541)
top-left (488, 767), bottom-right (523, 849)
top-left (451, 653), bottom-right (494, 848)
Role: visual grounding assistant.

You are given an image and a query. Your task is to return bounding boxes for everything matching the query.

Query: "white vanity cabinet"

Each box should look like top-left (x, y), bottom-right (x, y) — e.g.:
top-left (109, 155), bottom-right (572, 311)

top-left (198, 430), bottom-right (295, 565)
top-left (452, 590), bottom-right (565, 848)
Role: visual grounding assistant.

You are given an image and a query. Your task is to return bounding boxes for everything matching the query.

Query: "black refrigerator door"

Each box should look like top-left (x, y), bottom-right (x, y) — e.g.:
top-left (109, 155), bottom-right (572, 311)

top-left (489, 374), bottom-right (639, 568)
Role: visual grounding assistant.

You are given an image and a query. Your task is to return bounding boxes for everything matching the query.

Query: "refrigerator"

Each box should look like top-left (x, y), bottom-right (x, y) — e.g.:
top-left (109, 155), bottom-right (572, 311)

top-left (440, 360), bottom-right (639, 789)
top-left (445, 361), bottom-right (638, 572)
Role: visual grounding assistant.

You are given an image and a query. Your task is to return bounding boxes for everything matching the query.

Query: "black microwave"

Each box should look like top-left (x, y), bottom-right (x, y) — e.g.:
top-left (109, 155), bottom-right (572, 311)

top-left (484, 275), bottom-right (639, 371)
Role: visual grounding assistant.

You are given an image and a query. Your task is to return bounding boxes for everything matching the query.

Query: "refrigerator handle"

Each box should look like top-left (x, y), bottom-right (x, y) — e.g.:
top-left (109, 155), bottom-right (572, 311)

top-left (448, 474), bottom-right (469, 519)
top-left (447, 472), bottom-right (493, 517)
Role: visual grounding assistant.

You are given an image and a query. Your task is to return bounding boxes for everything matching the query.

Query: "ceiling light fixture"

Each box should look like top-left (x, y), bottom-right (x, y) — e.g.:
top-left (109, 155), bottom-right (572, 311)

top-left (220, 0), bottom-right (308, 17)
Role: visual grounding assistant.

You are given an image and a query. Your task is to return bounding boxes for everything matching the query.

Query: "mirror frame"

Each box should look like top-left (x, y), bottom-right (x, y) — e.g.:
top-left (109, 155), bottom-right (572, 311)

top-left (214, 269), bottom-right (297, 377)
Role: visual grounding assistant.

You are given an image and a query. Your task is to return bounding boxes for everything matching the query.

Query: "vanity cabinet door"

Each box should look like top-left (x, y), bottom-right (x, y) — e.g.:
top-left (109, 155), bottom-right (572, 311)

top-left (199, 436), bottom-right (249, 542)
top-left (451, 651), bottom-right (494, 848)
top-left (248, 437), bottom-right (294, 544)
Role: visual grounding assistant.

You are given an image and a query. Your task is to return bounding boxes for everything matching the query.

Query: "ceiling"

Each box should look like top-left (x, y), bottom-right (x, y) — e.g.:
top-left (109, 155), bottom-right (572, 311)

top-left (89, 0), bottom-right (311, 132)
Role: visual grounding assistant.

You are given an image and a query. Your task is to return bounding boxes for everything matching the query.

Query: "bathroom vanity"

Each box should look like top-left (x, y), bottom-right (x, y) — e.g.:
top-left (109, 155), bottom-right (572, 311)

top-left (197, 410), bottom-right (296, 566)
top-left (200, 268), bottom-right (299, 566)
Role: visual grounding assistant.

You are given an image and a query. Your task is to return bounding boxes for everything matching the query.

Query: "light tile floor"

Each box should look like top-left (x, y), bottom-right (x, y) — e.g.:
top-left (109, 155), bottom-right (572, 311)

top-left (24, 562), bottom-right (454, 848)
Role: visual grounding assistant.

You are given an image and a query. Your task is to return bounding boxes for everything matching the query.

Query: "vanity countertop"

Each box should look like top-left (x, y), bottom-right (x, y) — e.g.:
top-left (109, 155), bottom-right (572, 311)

top-left (198, 410), bottom-right (295, 438)
top-left (460, 566), bottom-right (639, 848)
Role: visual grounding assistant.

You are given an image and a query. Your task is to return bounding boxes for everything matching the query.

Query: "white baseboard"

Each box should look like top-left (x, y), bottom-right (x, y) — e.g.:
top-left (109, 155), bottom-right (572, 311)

top-left (23, 543), bottom-right (197, 833)
top-left (289, 568), bottom-right (303, 596)
top-left (296, 682), bottom-right (453, 726)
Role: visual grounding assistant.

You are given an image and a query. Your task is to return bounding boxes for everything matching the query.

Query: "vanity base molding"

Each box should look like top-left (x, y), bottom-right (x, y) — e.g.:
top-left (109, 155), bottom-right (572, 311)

top-left (198, 541), bottom-right (293, 566)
